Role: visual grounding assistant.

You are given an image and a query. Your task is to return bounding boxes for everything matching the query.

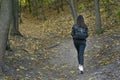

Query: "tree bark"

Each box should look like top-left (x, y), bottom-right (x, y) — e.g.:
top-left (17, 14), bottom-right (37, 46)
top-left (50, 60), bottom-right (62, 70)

top-left (19, 0), bottom-right (23, 24)
top-left (0, 0), bottom-right (12, 73)
top-left (10, 0), bottom-right (22, 36)
top-left (94, 0), bottom-right (102, 33)
top-left (33, 0), bottom-right (39, 19)
top-left (69, 0), bottom-right (78, 23)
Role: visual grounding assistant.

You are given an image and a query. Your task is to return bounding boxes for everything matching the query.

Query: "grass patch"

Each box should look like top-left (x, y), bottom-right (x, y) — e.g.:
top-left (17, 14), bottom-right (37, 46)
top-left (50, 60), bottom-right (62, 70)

top-left (95, 28), bottom-right (104, 35)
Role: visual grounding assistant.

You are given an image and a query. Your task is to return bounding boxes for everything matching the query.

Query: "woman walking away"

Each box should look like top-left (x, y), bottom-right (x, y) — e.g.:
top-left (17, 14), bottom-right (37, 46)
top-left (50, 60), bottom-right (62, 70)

top-left (71, 15), bottom-right (88, 74)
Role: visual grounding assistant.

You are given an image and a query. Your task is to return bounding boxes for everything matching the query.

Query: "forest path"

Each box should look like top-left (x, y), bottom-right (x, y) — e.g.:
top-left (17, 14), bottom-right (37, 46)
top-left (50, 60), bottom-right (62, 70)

top-left (48, 31), bottom-right (120, 80)
top-left (3, 31), bottom-right (119, 80)
top-left (3, 26), bottom-right (120, 80)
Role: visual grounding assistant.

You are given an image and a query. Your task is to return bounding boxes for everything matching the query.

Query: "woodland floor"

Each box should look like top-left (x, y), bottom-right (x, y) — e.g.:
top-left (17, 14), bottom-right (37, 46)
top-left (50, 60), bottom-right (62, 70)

top-left (1, 9), bottom-right (120, 80)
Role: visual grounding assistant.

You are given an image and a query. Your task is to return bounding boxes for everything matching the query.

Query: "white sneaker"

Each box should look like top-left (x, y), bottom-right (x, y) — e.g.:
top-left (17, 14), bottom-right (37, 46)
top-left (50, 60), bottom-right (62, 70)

top-left (78, 65), bottom-right (84, 74)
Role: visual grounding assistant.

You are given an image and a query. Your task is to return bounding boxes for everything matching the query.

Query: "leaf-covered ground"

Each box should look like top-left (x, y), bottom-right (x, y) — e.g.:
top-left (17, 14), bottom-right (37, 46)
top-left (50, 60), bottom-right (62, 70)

top-left (1, 7), bottom-right (120, 80)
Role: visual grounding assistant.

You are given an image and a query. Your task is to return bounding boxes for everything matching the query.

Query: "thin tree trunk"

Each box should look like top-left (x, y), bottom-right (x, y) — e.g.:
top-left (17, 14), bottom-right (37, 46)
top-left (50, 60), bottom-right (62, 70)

top-left (6, 40), bottom-right (11, 51)
top-left (28, 0), bottom-right (32, 13)
top-left (10, 0), bottom-right (22, 36)
top-left (94, 0), bottom-right (102, 33)
top-left (0, 0), bottom-right (12, 73)
top-left (19, 0), bottom-right (23, 23)
top-left (40, 0), bottom-right (46, 20)
top-left (106, 0), bottom-right (111, 17)
top-left (33, 0), bottom-right (39, 19)
top-left (54, 0), bottom-right (59, 13)
top-left (69, 0), bottom-right (78, 23)
top-left (60, 0), bottom-right (64, 11)
top-left (55, 0), bottom-right (64, 13)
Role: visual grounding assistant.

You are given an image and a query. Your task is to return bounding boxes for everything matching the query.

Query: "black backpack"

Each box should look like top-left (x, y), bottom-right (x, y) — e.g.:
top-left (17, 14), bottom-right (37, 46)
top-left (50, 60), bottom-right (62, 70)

top-left (74, 25), bottom-right (88, 39)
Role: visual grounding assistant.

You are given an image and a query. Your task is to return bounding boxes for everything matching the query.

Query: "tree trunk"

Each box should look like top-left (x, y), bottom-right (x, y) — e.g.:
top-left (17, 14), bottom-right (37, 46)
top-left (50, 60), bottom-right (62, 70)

top-left (28, 0), bottom-right (32, 13)
top-left (40, 0), bottom-right (46, 20)
top-left (33, 0), bottom-right (39, 19)
top-left (94, 0), bottom-right (102, 33)
top-left (10, 0), bottom-right (22, 36)
top-left (6, 40), bottom-right (11, 51)
top-left (106, 0), bottom-right (111, 17)
top-left (19, 0), bottom-right (23, 24)
top-left (0, 0), bottom-right (12, 73)
top-left (55, 0), bottom-right (64, 13)
top-left (60, 0), bottom-right (64, 11)
top-left (69, 0), bottom-right (78, 23)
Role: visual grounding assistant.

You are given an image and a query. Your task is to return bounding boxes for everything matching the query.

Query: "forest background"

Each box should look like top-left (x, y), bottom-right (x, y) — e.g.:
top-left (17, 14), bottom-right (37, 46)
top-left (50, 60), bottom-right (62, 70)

top-left (0, 0), bottom-right (120, 80)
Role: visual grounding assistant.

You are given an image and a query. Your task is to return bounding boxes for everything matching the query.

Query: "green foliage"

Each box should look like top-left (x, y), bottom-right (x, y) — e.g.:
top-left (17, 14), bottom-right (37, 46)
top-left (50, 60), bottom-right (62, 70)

top-left (101, 0), bottom-right (113, 4)
top-left (116, 9), bottom-right (120, 17)
top-left (18, 0), bottom-right (56, 8)
top-left (100, 8), bottom-right (105, 13)
top-left (2, 76), bottom-right (15, 80)
top-left (108, 0), bottom-right (114, 4)
top-left (19, 0), bottom-right (27, 7)
top-left (78, 3), bottom-right (85, 10)
top-left (44, 0), bottom-right (55, 7)
top-left (95, 29), bottom-right (104, 35)
top-left (88, 77), bottom-right (95, 80)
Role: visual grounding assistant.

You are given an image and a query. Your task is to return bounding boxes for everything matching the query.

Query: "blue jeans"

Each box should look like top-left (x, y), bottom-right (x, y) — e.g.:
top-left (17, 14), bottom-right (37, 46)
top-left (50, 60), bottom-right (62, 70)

top-left (73, 39), bottom-right (86, 65)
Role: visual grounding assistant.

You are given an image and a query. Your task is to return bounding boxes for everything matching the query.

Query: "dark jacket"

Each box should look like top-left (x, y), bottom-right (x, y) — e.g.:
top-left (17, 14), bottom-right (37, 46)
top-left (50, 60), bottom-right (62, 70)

top-left (71, 24), bottom-right (88, 40)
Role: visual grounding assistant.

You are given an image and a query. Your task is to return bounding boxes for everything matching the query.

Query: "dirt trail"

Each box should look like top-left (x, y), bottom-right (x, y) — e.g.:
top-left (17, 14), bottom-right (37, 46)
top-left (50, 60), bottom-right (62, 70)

top-left (3, 33), bottom-right (120, 80)
top-left (48, 38), bottom-right (101, 80)
top-left (48, 32), bottom-right (120, 80)
top-left (49, 37), bottom-right (99, 67)
top-left (2, 27), bottom-right (120, 80)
